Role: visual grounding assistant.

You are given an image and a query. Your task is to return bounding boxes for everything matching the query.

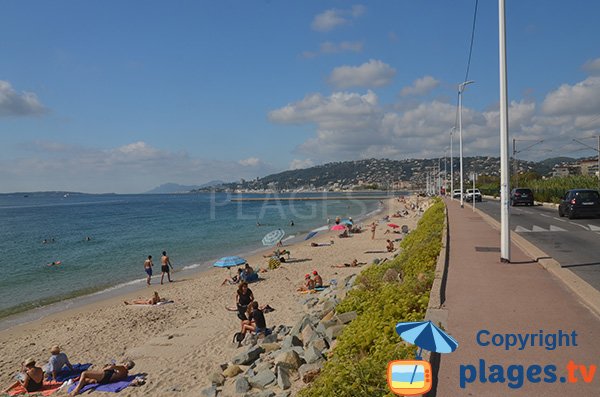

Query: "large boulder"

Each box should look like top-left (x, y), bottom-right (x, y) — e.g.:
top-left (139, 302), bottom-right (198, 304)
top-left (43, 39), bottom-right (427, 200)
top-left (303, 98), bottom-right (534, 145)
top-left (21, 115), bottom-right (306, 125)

top-left (298, 363), bottom-right (322, 383)
top-left (200, 385), bottom-right (217, 397)
top-left (325, 325), bottom-right (345, 341)
top-left (260, 342), bottom-right (281, 353)
top-left (235, 376), bottom-right (250, 394)
top-left (249, 369), bottom-right (276, 389)
top-left (262, 333), bottom-right (278, 344)
top-left (304, 345), bottom-right (324, 364)
top-left (335, 311), bottom-right (357, 325)
top-left (281, 335), bottom-right (302, 349)
top-left (207, 371), bottom-right (225, 386)
top-left (301, 324), bottom-right (317, 346)
top-left (274, 350), bottom-right (303, 370)
top-left (223, 364), bottom-right (242, 378)
top-left (276, 365), bottom-right (292, 390)
top-left (308, 337), bottom-right (329, 353)
top-left (232, 345), bottom-right (265, 365)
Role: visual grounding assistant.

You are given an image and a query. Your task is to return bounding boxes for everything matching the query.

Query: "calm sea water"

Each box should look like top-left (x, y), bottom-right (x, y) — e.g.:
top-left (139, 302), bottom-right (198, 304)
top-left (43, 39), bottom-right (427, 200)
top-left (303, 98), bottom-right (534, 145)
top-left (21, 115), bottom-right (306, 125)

top-left (0, 192), bottom-right (386, 319)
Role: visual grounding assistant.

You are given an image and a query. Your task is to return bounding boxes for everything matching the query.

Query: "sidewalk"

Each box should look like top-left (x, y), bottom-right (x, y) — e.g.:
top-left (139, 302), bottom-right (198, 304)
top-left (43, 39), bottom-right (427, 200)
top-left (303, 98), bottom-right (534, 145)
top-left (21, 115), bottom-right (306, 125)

top-left (434, 198), bottom-right (600, 396)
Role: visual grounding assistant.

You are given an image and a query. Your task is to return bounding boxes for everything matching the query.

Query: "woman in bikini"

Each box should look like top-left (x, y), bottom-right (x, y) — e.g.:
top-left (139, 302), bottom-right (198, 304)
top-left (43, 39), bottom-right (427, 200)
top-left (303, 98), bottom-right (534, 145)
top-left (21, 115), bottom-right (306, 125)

top-left (4, 358), bottom-right (44, 393)
top-left (124, 291), bottom-right (163, 305)
top-left (69, 361), bottom-right (134, 396)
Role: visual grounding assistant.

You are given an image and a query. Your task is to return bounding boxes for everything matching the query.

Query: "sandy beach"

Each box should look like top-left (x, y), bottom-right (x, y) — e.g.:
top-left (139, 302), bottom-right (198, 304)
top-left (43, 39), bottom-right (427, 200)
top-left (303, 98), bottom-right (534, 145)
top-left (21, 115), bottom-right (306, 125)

top-left (0, 196), bottom-right (426, 396)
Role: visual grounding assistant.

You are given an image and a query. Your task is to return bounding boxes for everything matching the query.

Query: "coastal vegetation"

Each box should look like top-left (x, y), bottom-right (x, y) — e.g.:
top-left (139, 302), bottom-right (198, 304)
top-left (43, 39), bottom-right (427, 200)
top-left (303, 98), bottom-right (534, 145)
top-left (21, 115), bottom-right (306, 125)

top-left (298, 199), bottom-right (445, 397)
top-left (478, 174), bottom-right (599, 203)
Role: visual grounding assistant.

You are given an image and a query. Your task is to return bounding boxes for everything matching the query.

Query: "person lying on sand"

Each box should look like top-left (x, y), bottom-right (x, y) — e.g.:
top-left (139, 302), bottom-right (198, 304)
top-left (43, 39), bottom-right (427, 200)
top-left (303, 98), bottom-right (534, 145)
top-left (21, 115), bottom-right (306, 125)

top-left (297, 274), bottom-right (315, 291)
top-left (4, 358), bottom-right (44, 393)
top-left (124, 291), bottom-right (166, 305)
top-left (310, 242), bottom-right (331, 247)
top-left (331, 259), bottom-right (367, 268)
top-left (68, 361), bottom-right (134, 396)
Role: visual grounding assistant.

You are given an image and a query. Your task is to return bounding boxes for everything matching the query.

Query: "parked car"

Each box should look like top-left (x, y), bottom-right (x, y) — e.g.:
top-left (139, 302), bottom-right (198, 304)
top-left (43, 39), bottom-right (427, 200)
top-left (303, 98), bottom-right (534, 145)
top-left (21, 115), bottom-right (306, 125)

top-left (558, 189), bottom-right (600, 219)
top-left (510, 188), bottom-right (534, 206)
top-left (465, 188), bottom-right (482, 202)
top-left (452, 189), bottom-right (462, 199)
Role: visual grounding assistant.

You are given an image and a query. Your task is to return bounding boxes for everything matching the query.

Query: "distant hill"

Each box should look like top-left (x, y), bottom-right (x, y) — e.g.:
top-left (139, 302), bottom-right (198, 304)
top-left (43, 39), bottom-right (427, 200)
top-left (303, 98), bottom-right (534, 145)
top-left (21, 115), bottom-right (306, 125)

top-left (145, 180), bottom-right (224, 194)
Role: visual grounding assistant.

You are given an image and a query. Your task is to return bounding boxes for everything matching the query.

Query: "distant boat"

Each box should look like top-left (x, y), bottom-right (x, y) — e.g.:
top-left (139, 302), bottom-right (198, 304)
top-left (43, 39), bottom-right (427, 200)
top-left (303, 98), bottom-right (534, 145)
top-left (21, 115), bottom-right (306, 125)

top-left (63, 193), bottom-right (69, 198)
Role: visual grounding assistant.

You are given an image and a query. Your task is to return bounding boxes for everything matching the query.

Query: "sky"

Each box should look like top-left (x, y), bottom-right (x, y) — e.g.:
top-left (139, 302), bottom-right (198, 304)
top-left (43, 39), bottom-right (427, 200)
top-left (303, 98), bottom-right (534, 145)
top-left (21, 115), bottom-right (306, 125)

top-left (2, 0), bottom-right (600, 193)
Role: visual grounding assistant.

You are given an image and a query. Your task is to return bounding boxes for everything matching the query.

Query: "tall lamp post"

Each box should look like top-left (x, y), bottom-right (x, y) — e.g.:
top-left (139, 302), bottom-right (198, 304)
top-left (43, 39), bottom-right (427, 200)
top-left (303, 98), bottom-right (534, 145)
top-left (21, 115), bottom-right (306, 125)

top-left (450, 127), bottom-right (455, 199)
top-left (499, 0), bottom-right (511, 262)
top-left (458, 80), bottom-right (475, 208)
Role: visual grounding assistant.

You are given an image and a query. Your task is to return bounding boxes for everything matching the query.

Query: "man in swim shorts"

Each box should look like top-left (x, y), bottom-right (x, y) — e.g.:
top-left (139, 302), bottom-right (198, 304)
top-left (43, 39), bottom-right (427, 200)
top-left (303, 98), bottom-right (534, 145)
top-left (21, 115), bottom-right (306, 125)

top-left (160, 251), bottom-right (173, 284)
top-left (144, 255), bottom-right (153, 285)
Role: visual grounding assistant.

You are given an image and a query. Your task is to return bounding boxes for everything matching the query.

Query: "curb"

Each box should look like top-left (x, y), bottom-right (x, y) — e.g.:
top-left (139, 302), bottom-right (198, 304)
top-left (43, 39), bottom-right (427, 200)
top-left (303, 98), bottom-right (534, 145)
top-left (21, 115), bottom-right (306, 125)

top-left (473, 206), bottom-right (600, 319)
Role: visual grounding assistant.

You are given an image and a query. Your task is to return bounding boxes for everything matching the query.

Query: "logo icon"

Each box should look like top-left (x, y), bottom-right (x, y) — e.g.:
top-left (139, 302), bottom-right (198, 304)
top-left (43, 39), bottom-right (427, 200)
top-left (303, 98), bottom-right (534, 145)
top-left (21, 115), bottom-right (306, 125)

top-left (387, 359), bottom-right (433, 395)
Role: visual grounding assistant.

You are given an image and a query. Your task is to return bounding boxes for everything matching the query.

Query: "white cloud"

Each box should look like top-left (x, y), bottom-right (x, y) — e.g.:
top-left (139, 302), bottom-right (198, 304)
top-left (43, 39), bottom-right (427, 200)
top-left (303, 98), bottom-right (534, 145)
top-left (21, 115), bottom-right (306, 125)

top-left (238, 157), bottom-right (262, 167)
top-left (311, 5), bottom-right (366, 32)
top-left (328, 59), bottom-right (396, 89)
top-left (0, 141), bottom-right (275, 193)
top-left (289, 158), bottom-right (314, 170)
top-left (541, 76), bottom-right (600, 116)
top-left (582, 58), bottom-right (600, 75)
top-left (400, 76), bottom-right (440, 97)
top-left (0, 80), bottom-right (47, 117)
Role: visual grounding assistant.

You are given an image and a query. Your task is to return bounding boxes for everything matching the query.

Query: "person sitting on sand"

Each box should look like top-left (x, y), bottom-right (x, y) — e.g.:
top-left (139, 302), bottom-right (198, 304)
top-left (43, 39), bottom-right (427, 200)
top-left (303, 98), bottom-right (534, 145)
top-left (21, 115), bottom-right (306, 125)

top-left (47, 345), bottom-right (74, 381)
top-left (312, 271), bottom-right (323, 288)
top-left (240, 302), bottom-right (269, 341)
top-left (297, 274), bottom-right (315, 291)
top-left (68, 361), bottom-right (134, 396)
top-left (331, 259), bottom-right (367, 268)
top-left (236, 282), bottom-right (254, 321)
top-left (338, 229), bottom-right (349, 238)
top-left (124, 291), bottom-right (166, 305)
top-left (222, 268), bottom-right (243, 286)
top-left (4, 358), bottom-right (44, 393)
top-left (241, 263), bottom-right (258, 282)
top-left (386, 239), bottom-right (395, 252)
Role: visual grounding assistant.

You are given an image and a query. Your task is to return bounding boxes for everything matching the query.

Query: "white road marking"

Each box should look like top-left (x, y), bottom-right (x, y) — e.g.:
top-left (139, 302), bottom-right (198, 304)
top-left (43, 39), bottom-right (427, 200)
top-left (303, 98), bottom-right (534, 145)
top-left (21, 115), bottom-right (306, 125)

top-left (553, 217), bottom-right (567, 222)
top-left (539, 213), bottom-right (551, 217)
top-left (588, 224), bottom-right (600, 231)
top-left (569, 222), bottom-right (589, 230)
top-left (549, 225), bottom-right (567, 232)
top-left (515, 226), bottom-right (530, 233)
top-left (532, 225), bottom-right (547, 232)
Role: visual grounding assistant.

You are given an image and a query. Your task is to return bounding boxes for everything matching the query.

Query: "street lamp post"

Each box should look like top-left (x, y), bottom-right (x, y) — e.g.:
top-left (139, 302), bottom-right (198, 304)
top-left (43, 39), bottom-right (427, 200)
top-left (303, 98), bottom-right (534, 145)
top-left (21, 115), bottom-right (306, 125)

top-left (458, 80), bottom-right (475, 208)
top-left (450, 127), bottom-right (455, 199)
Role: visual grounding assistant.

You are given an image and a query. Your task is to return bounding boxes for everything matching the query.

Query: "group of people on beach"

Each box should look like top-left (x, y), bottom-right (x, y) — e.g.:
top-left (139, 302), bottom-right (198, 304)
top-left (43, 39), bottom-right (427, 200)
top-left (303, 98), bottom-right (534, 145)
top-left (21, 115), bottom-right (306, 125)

top-left (143, 251), bottom-right (174, 285)
top-left (4, 346), bottom-right (135, 396)
top-left (233, 282), bottom-right (274, 345)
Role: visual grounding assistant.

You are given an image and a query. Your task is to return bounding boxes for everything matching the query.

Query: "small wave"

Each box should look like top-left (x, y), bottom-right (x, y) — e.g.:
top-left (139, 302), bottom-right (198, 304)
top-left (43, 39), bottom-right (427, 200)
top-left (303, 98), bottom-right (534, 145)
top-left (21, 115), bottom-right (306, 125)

top-left (88, 278), bottom-right (145, 296)
top-left (181, 263), bottom-right (203, 271)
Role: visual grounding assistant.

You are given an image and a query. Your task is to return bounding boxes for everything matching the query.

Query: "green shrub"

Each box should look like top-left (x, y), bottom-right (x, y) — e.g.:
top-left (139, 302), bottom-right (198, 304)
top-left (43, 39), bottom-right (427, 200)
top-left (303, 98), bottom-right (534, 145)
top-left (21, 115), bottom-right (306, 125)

top-left (298, 199), bottom-right (445, 397)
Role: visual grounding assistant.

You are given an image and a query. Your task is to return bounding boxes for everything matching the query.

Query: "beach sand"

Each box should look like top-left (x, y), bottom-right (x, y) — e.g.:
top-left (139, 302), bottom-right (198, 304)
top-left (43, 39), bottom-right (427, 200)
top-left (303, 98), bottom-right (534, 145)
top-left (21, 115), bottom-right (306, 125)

top-left (0, 196), bottom-right (427, 396)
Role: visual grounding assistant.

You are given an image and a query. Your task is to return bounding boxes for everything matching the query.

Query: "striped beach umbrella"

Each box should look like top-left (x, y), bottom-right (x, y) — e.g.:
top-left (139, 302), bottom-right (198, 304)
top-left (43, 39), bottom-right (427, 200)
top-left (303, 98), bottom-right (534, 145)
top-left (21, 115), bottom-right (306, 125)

top-left (213, 256), bottom-right (247, 268)
top-left (262, 229), bottom-right (285, 246)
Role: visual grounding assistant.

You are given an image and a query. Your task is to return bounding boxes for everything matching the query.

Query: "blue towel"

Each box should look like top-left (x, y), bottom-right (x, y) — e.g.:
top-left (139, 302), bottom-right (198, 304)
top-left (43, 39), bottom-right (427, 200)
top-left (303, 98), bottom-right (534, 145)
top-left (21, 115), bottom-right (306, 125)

top-left (68, 375), bottom-right (136, 394)
top-left (48, 363), bottom-right (92, 382)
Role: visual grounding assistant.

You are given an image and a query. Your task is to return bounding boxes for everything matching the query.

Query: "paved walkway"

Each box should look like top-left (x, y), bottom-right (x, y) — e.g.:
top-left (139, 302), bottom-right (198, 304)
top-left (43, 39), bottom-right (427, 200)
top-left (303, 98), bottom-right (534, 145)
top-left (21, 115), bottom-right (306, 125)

top-left (434, 198), bottom-right (600, 396)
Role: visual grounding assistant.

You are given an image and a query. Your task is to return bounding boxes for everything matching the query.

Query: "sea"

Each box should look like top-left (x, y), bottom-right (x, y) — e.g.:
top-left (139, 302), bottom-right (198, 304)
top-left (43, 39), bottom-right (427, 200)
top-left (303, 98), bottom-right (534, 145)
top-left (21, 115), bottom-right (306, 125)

top-left (0, 191), bottom-right (390, 325)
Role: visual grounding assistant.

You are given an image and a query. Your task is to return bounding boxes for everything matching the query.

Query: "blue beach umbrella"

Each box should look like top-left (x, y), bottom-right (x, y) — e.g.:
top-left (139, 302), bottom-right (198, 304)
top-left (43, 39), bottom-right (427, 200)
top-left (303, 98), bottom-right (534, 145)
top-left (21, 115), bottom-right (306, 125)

top-left (395, 320), bottom-right (458, 357)
top-left (262, 229), bottom-right (285, 246)
top-left (304, 231), bottom-right (318, 240)
top-left (213, 256), bottom-right (247, 268)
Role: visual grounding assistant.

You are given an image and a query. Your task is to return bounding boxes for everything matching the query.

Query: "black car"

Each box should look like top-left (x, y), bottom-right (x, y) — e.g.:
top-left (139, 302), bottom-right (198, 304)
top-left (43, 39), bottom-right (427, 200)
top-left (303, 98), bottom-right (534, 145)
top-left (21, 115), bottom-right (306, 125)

top-left (558, 189), bottom-right (600, 219)
top-left (510, 188), bottom-right (534, 206)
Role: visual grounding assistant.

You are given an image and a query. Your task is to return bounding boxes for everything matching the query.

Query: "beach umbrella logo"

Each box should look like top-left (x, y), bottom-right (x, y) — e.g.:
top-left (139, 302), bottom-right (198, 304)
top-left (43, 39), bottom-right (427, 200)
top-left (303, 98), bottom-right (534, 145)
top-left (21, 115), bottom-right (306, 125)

top-left (262, 229), bottom-right (285, 246)
top-left (387, 320), bottom-right (458, 396)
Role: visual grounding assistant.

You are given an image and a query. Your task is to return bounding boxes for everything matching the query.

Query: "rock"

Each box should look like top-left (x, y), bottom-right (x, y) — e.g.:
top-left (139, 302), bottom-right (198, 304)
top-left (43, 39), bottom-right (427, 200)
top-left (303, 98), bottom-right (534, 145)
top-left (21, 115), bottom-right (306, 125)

top-left (276, 365), bottom-right (292, 390)
top-left (262, 333), bottom-right (278, 344)
top-left (304, 345), bottom-right (324, 364)
top-left (315, 322), bottom-right (327, 336)
top-left (335, 311), bottom-right (357, 325)
top-left (320, 299), bottom-right (337, 314)
top-left (325, 325), bottom-right (345, 341)
top-left (383, 268), bottom-right (400, 282)
top-left (289, 315), bottom-right (311, 338)
top-left (301, 324), bottom-right (317, 346)
top-left (200, 385), bottom-right (217, 397)
top-left (208, 371), bottom-right (225, 386)
top-left (274, 350), bottom-right (303, 370)
top-left (299, 363), bottom-right (322, 383)
top-left (235, 376), bottom-right (251, 393)
top-left (255, 361), bottom-right (273, 373)
top-left (260, 342), bottom-right (281, 353)
top-left (309, 337), bottom-right (329, 352)
top-left (249, 369), bottom-right (276, 389)
top-left (253, 391), bottom-right (276, 397)
top-left (281, 335), bottom-right (303, 349)
top-left (320, 319), bottom-right (338, 329)
top-left (276, 392), bottom-right (291, 397)
top-left (223, 364), bottom-right (242, 378)
top-left (233, 345), bottom-right (265, 365)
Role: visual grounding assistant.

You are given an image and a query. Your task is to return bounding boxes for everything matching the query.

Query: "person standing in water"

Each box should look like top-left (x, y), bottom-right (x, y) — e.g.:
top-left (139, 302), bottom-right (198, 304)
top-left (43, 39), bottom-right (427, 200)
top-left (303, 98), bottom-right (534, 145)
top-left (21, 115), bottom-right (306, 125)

top-left (144, 255), bottom-right (153, 286)
top-left (160, 251), bottom-right (173, 284)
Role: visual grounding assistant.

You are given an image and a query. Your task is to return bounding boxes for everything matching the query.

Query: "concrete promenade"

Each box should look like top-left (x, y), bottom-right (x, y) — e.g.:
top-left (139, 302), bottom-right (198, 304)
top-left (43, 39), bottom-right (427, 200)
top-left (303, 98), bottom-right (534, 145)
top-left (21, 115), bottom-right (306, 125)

top-left (433, 198), bottom-right (600, 396)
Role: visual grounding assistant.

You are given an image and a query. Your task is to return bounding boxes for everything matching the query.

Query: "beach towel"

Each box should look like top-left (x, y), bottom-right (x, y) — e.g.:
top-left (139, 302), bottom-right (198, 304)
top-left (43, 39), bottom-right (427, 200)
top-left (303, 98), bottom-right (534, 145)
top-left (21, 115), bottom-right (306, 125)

top-left (50, 363), bottom-right (92, 382)
top-left (67, 375), bottom-right (136, 394)
top-left (6, 381), bottom-right (62, 396)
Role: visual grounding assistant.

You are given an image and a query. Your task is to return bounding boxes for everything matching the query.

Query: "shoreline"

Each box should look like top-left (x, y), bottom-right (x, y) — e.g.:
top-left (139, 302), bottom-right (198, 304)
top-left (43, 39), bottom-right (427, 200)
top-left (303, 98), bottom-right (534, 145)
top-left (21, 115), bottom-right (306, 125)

top-left (0, 196), bottom-right (424, 395)
top-left (0, 199), bottom-right (384, 331)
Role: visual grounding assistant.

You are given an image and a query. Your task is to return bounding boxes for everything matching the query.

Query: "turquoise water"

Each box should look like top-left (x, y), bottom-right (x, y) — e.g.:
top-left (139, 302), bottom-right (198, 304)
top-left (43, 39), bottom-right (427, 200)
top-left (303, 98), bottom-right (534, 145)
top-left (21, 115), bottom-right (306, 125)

top-left (0, 192), bottom-right (386, 318)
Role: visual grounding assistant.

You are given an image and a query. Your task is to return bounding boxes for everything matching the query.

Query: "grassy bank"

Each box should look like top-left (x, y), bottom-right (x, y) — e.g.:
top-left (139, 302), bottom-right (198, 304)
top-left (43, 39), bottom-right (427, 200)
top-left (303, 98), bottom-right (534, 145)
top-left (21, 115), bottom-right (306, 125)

top-left (298, 198), bottom-right (445, 397)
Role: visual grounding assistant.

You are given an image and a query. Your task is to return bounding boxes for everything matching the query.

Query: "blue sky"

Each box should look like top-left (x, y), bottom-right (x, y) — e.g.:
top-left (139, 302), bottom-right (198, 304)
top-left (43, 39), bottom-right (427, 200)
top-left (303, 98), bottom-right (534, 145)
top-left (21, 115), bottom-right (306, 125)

top-left (2, 1), bottom-right (600, 193)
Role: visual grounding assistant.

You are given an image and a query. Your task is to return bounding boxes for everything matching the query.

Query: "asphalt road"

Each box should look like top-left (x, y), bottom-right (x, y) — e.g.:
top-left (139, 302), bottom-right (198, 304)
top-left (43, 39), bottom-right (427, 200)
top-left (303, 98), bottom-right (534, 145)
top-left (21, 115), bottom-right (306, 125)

top-left (472, 199), bottom-right (600, 291)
